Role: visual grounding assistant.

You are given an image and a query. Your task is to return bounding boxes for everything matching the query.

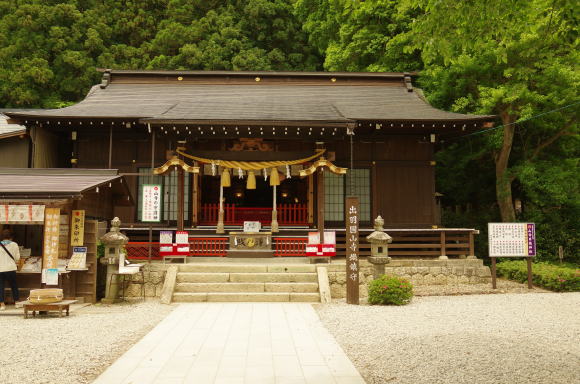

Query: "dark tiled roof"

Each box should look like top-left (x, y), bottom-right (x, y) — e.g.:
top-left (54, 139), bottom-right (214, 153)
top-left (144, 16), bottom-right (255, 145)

top-left (5, 71), bottom-right (493, 124)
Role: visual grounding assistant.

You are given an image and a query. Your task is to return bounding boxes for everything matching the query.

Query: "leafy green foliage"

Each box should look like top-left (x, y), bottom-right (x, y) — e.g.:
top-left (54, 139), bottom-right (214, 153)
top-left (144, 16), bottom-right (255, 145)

top-left (368, 275), bottom-right (413, 305)
top-left (0, 0), bottom-right (320, 108)
top-left (497, 260), bottom-right (580, 292)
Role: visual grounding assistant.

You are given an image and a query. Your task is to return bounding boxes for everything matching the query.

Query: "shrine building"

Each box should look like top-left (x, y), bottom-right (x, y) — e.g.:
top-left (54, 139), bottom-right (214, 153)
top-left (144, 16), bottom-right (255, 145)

top-left (5, 70), bottom-right (494, 260)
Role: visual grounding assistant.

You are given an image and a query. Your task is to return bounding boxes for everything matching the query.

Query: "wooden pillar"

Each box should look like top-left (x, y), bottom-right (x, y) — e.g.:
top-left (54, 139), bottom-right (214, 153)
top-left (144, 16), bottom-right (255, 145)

top-left (148, 126), bottom-right (155, 262)
top-left (177, 167), bottom-right (184, 231)
top-left (439, 230), bottom-right (448, 259)
top-left (467, 231), bottom-right (477, 259)
top-left (216, 183), bottom-right (225, 234)
top-left (307, 174), bottom-right (314, 225)
top-left (317, 168), bottom-right (325, 240)
top-left (108, 125), bottom-right (113, 169)
top-left (192, 161), bottom-right (199, 227)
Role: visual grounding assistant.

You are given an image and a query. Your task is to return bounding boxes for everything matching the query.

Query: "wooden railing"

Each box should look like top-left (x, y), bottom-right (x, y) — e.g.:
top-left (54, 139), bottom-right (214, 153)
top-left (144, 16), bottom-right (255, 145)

top-left (335, 229), bottom-right (476, 259)
top-left (273, 237), bottom-right (307, 256)
top-left (200, 204), bottom-right (307, 225)
top-left (189, 237), bottom-right (228, 257)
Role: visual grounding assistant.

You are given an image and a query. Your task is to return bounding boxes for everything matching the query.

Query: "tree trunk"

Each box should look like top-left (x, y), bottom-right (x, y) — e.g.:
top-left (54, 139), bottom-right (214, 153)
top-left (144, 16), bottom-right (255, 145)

top-left (495, 112), bottom-right (517, 222)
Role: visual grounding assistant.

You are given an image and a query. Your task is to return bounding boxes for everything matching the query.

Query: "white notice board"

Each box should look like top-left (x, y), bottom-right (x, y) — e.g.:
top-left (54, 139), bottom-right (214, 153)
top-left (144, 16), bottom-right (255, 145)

top-left (141, 184), bottom-right (162, 222)
top-left (488, 223), bottom-right (536, 257)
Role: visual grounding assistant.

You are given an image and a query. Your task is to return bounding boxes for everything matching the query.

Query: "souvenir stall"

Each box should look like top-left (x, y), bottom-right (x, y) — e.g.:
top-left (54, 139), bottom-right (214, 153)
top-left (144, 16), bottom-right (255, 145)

top-left (0, 168), bottom-right (133, 303)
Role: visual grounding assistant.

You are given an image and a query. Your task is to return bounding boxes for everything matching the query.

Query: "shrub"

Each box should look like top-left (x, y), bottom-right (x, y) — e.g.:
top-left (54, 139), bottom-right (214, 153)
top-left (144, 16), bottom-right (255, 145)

top-left (496, 260), bottom-right (580, 292)
top-left (367, 275), bottom-right (413, 305)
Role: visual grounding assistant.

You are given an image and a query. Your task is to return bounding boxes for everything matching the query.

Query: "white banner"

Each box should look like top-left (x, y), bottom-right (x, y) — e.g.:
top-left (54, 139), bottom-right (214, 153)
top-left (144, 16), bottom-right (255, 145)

top-left (141, 184), bottom-right (162, 222)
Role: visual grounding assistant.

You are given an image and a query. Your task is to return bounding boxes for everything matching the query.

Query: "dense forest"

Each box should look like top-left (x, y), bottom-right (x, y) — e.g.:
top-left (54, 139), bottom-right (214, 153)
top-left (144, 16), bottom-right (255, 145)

top-left (0, 0), bottom-right (578, 262)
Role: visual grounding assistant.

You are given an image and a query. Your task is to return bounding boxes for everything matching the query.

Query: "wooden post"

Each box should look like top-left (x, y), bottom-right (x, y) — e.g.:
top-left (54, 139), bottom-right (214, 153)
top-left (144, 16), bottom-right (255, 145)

top-left (526, 257), bottom-right (533, 289)
top-left (317, 169), bottom-right (325, 241)
top-left (345, 196), bottom-right (360, 305)
top-left (491, 257), bottom-right (497, 289)
top-left (149, 126), bottom-right (155, 262)
top-left (216, 184), bottom-right (225, 234)
top-left (307, 174), bottom-right (314, 225)
top-left (439, 230), bottom-right (448, 259)
top-left (192, 161), bottom-right (199, 227)
top-left (271, 185), bottom-right (279, 232)
top-left (177, 167), bottom-right (184, 231)
top-left (108, 125), bottom-right (113, 169)
top-left (467, 231), bottom-right (476, 259)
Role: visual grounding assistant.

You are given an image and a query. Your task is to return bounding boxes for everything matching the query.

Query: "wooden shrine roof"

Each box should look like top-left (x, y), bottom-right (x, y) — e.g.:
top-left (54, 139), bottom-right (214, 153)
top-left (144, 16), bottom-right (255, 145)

top-left (5, 70), bottom-right (494, 127)
top-left (0, 168), bottom-right (133, 203)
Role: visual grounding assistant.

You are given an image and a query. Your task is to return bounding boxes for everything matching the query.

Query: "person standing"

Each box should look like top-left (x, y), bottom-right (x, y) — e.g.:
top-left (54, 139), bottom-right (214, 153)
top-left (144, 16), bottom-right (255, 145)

top-left (0, 229), bottom-right (20, 310)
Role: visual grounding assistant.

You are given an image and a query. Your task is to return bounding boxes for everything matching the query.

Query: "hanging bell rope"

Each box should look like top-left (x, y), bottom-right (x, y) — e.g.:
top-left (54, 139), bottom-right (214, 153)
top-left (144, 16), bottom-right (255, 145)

top-left (221, 168), bottom-right (231, 187)
top-left (176, 148), bottom-right (325, 170)
top-left (270, 167), bottom-right (280, 186)
top-left (247, 171), bottom-right (256, 190)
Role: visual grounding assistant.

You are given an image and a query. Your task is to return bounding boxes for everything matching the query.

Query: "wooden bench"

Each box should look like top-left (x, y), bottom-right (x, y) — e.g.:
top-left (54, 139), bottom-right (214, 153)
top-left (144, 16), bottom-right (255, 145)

top-left (22, 300), bottom-right (78, 319)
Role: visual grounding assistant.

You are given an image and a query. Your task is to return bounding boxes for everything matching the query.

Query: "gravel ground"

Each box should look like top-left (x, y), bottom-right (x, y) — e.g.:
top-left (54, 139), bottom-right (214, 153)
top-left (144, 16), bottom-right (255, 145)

top-left (0, 301), bottom-right (174, 384)
top-left (316, 293), bottom-right (580, 384)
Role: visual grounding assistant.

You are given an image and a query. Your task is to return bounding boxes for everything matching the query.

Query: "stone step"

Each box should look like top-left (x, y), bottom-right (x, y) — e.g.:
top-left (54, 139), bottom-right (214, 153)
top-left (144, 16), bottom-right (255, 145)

top-left (174, 282), bottom-right (320, 293)
top-left (176, 272), bottom-right (318, 283)
top-left (229, 272), bottom-right (317, 283)
top-left (172, 292), bottom-right (321, 303)
top-left (178, 264), bottom-right (316, 273)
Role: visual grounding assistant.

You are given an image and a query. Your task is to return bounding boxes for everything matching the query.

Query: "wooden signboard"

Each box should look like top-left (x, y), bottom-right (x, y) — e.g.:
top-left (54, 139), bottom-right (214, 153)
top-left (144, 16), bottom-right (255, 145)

top-left (488, 223), bottom-right (536, 289)
top-left (70, 210), bottom-right (85, 246)
top-left (43, 208), bottom-right (61, 270)
top-left (345, 197), bottom-right (360, 305)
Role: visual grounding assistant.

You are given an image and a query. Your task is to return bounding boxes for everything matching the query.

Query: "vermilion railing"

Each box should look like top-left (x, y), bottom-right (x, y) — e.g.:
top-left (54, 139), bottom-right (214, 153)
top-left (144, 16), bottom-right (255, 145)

top-left (189, 237), bottom-right (228, 257)
top-left (200, 204), bottom-right (307, 225)
top-left (125, 242), bottom-right (161, 260)
top-left (273, 237), bottom-right (307, 257)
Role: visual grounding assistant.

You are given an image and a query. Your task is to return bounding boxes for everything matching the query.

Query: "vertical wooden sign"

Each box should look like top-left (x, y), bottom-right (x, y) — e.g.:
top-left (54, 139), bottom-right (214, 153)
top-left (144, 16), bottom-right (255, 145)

top-left (70, 210), bottom-right (85, 246)
top-left (345, 197), bottom-right (360, 305)
top-left (43, 208), bottom-right (61, 269)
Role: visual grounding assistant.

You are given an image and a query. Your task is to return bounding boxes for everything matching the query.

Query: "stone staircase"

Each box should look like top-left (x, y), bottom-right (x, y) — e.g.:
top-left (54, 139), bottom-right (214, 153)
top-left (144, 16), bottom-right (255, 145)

top-left (172, 263), bottom-right (321, 302)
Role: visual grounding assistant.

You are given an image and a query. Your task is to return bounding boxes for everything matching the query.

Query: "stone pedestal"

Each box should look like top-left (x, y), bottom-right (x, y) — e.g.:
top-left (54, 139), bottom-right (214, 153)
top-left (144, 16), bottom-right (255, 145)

top-left (101, 260), bottom-right (121, 304)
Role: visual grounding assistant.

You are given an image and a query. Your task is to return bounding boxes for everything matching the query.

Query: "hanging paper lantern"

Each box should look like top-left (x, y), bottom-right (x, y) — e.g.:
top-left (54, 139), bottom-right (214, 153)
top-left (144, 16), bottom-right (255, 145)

top-left (270, 167), bottom-right (280, 186)
top-left (246, 171), bottom-right (256, 190)
top-left (221, 168), bottom-right (231, 187)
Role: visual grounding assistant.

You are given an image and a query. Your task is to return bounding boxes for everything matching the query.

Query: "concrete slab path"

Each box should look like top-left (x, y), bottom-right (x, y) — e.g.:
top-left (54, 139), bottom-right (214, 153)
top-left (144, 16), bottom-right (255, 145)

top-left (93, 303), bottom-right (365, 384)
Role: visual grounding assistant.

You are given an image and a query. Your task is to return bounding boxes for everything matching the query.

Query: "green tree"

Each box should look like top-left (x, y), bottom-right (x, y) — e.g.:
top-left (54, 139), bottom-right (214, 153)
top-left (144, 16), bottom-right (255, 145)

top-left (403, 0), bottom-right (579, 224)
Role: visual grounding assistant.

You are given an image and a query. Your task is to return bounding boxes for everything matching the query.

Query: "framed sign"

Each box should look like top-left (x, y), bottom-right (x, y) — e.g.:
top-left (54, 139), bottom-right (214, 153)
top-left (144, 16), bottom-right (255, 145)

top-left (488, 223), bottom-right (536, 257)
top-left (68, 247), bottom-right (87, 270)
top-left (345, 197), bottom-right (360, 305)
top-left (70, 210), bottom-right (85, 246)
top-left (306, 231), bottom-right (336, 256)
top-left (141, 184), bottom-right (162, 222)
top-left (488, 222), bottom-right (536, 290)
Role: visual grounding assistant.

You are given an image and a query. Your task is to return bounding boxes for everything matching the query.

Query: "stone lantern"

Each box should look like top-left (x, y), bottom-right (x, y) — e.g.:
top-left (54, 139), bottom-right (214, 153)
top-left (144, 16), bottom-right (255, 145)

top-left (366, 216), bottom-right (392, 279)
top-left (100, 217), bottom-right (128, 304)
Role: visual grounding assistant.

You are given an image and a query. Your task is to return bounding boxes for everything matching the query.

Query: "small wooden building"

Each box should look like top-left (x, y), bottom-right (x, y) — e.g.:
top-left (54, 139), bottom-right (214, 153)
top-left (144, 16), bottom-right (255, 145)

top-left (0, 168), bottom-right (133, 303)
top-left (5, 70), bottom-right (493, 259)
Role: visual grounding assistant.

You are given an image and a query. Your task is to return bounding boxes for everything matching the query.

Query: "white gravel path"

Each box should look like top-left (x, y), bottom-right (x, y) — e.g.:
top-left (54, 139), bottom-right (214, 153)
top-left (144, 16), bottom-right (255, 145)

top-left (316, 293), bottom-right (580, 384)
top-left (0, 301), bottom-right (174, 384)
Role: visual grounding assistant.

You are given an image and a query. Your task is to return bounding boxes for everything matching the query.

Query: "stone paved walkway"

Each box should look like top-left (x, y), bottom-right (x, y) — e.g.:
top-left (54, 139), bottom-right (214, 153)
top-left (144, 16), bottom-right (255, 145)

top-left (93, 303), bottom-right (365, 384)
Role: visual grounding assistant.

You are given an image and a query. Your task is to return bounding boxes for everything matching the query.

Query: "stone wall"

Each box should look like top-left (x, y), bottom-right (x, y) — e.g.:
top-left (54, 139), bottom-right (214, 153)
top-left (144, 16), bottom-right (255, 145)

top-left (327, 259), bottom-right (491, 299)
top-left (123, 262), bottom-right (170, 298)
